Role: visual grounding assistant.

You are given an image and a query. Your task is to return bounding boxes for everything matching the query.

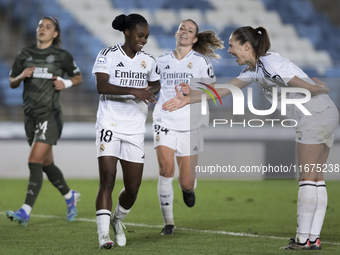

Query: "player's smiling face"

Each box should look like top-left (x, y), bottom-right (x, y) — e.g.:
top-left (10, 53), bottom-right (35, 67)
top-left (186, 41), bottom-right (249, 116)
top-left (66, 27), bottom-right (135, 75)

top-left (175, 20), bottom-right (198, 47)
top-left (125, 23), bottom-right (149, 53)
top-left (36, 19), bottom-right (58, 44)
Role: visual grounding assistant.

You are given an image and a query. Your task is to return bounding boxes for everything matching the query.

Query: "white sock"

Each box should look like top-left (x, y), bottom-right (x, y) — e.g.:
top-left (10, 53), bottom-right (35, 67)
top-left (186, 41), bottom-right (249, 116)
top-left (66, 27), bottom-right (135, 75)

top-left (310, 181), bottom-right (327, 242)
top-left (158, 176), bottom-right (174, 225)
top-left (22, 204), bottom-right (32, 215)
top-left (96, 209), bottom-right (111, 234)
top-left (113, 199), bottom-right (130, 221)
top-left (63, 190), bottom-right (72, 200)
top-left (296, 181), bottom-right (317, 244)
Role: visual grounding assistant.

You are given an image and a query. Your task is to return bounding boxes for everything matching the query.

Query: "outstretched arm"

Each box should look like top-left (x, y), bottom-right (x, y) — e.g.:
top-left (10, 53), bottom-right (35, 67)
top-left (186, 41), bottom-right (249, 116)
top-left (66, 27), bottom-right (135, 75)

top-left (162, 78), bottom-right (251, 111)
top-left (96, 72), bottom-right (157, 105)
top-left (288, 76), bottom-right (329, 96)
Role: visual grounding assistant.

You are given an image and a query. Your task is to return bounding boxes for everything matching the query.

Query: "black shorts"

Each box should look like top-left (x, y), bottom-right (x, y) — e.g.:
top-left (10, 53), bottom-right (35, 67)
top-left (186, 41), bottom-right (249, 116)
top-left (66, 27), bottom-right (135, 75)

top-left (24, 110), bottom-right (63, 146)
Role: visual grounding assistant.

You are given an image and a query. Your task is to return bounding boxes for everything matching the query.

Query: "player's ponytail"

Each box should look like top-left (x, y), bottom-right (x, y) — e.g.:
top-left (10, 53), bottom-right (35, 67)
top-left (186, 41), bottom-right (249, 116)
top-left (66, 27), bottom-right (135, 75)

top-left (112, 13), bottom-right (148, 34)
top-left (182, 19), bottom-right (224, 61)
top-left (232, 26), bottom-right (271, 61)
top-left (254, 26), bottom-right (270, 60)
top-left (194, 30), bottom-right (224, 61)
top-left (112, 14), bottom-right (127, 32)
top-left (43, 17), bottom-right (61, 48)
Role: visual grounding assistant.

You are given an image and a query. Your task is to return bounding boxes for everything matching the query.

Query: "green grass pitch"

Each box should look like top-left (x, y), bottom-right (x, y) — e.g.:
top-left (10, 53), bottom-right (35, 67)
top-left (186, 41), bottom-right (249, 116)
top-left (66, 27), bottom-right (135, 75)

top-left (0, 179), bottom-right (339, 254)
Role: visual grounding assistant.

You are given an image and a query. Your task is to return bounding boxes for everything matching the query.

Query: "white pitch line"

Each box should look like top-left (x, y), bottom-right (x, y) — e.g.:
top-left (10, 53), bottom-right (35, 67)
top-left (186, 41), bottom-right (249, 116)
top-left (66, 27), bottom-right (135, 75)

top-left (2, 212), bottom-right (340, 246)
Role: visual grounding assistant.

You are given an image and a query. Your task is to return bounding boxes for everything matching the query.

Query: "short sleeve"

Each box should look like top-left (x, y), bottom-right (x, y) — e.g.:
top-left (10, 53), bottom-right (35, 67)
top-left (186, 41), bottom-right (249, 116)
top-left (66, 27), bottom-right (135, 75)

top-left (61, 50), bottom-right (81, 77)
top-left (10, 51), bottom-right (24, 78)
top-left (200, 58), bottom-right (216, 84)
top-left (147, 58), bottom-right (160, 82)
top-left (92, 50), bottom-right (111, 75)
top-left (237, 66), bottom-right (254, 83)
top-left (267, 54), bottom-right (296, 85)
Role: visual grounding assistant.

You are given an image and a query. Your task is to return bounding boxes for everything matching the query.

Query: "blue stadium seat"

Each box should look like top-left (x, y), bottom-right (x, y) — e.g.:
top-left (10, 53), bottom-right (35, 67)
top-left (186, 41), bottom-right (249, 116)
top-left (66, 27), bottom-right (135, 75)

top-left (0, 0), bottom-right (11, 9)
top-left (302, 68), bottom-right (319, 78)
top-left (110, 0), bottom-right (139, 12)
top-left (289, 0), bottom-right (315, 24)
top-left (149, 25), bottom-right (167, 37)
top-left (139, 0), bottom-right (167, 10)
top-left (219, 26), bottom-right (238, 42)
top-left (157, 35), bottom-right (176, 49)
top-left (0, 62), bottom-right (10, 77)
top-left (213, 65), bottom-right (243, 78)
top-left (325, 67), bottom-right (340, 78)
top-left (295, 24), bottom-right (322, 48)
top-left (2, 85), bottom-right (23, 106)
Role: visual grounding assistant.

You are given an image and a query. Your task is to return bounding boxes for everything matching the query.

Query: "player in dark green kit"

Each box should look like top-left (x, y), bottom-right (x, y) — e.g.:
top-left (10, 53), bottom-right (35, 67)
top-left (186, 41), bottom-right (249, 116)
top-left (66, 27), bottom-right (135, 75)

top-left (5, 17), bottom-right (83, 226)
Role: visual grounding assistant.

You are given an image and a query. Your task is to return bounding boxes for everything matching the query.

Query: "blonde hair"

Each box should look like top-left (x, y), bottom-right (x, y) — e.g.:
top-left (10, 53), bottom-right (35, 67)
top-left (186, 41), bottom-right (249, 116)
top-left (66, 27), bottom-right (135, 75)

top-left (183, 19), bottom-right (224, 61)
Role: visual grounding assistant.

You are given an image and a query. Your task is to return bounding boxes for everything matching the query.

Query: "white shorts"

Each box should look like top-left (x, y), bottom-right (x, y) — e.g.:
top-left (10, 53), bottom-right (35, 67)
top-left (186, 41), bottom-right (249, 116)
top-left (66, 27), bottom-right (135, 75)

top-left (153, 124), bottom-right (204, 157)
top-left (295, 103), bottom-right (339, 148)
top-left (96, 124), bottom-right (145, 163)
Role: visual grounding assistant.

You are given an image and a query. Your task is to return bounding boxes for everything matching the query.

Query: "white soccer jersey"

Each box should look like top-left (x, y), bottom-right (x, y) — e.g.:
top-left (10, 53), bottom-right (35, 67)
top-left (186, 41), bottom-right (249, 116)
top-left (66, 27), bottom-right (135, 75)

top-left (153, 50), bottom-right (216, 131)
top-left (92, 43), bottom-right (160, 134)
top-left (237, 52), bottom-right (333, 119)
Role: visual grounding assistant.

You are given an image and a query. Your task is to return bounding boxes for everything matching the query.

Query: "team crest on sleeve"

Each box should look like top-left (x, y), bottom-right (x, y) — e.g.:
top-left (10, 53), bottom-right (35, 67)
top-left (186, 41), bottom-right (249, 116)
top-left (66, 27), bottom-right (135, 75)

top-left (187, 62), bottom-right (193, 69)
top-left (207, 66), bottom-right (214, 78)
top-left (97, 56), bottom-right (107, 64)
top-left (141, 61), bottom-right (147, 69)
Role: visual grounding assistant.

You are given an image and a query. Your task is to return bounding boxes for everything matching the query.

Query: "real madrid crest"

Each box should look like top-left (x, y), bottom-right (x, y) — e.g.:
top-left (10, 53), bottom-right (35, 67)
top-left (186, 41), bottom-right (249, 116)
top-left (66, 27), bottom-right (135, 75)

top-left (141, 61), bottom-right (147, 69)
top-left (100, 143), bottom-right (105, 152)
top-left (46, 54), bottom-right (55, 63)
top-left (156, 135), bottom-right (160, 142)
top-left (187, 62), bottom-right (193, 69)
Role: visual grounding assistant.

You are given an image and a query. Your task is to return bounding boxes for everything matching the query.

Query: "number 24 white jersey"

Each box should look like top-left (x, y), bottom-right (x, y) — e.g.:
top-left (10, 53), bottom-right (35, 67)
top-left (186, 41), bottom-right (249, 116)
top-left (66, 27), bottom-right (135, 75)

top-left (153, 50), bottom-right (216, 131)
top-left (92, 43), bottom-right (160, 134)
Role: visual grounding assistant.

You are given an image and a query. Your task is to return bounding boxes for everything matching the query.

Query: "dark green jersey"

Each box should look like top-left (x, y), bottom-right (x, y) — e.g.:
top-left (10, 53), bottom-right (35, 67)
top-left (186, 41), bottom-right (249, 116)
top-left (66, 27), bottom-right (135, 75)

top-left (10, 44), bottom-right (81, 117)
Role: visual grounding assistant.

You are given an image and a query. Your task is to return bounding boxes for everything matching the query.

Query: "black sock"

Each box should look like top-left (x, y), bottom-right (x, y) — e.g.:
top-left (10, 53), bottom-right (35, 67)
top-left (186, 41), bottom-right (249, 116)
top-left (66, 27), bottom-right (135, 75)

top-left (24, 163), bottom-right (43, 207)
top-left (43, 162), bottom-right (70, 196)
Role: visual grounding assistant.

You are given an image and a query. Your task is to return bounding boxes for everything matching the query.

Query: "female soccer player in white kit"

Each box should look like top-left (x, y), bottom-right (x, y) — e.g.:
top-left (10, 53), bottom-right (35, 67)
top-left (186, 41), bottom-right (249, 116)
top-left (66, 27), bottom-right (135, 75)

top-left (92, 14), bottom-right (160, 249)
top-left (163, 26), bottom-right (338, 250)
top-left (153, 19), bottom-right (223, 234)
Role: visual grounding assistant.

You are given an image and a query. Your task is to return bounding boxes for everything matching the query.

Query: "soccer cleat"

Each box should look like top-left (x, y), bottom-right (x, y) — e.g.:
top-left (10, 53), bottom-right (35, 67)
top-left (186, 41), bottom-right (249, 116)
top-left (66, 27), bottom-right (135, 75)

top-left (98, 232), bottom-right (114, 249)
top-left (280, 238), bottom-right (310, 250)
top-left (110, 216), bottom-right (126, 246)
top-left (310, 238), bottom-right (321, 250)
top-left (5, 208), bottom-right (30, 226)
top-left (182, 190), bottom-right (195, 207)
top-left (66, 190), bottom-right (81, 222)
top-left (161, 225), bottom-right (175, 235)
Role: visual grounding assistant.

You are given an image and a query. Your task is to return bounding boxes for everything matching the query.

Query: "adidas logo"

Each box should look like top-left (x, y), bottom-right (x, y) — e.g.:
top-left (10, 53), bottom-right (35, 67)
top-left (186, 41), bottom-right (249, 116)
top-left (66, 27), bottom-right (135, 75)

top-left (164, 65), bottom-right (170, 69)
top-left (193, 146), bottom-right (198, 151)
top-left (141, 154), bottom-right (145, 159)
top-left (26, 56), bottom-right (33, 61)
top-left (116, 62), bottom-right (124, 67)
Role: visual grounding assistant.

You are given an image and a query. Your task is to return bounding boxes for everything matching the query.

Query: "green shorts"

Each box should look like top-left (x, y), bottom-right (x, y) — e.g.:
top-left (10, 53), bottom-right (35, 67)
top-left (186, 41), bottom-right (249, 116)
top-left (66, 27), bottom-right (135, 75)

top-left (24, 110), bottom-right (63, 146)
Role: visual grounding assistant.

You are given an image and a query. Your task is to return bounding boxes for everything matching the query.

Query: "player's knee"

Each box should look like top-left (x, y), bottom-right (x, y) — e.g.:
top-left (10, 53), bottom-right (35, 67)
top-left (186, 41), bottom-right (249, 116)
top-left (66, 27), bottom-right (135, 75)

top-left (99, 174), bottom-right (116, 190)
top-left (124, 185), bottom-right (140, 201)
top-left (179, 178), bottom-right (196, 192)
top-left (159, 164), bottom-right (175, 177)
top-left (179, 182), bottom-right (194, 192)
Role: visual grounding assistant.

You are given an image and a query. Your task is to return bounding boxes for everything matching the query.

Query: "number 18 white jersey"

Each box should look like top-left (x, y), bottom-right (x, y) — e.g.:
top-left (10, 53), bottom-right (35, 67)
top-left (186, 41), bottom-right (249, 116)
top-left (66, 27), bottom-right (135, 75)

top-left (92, 43), bottom-right (160, 134)
top-left (153, 50), bottom-right (216, 131)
